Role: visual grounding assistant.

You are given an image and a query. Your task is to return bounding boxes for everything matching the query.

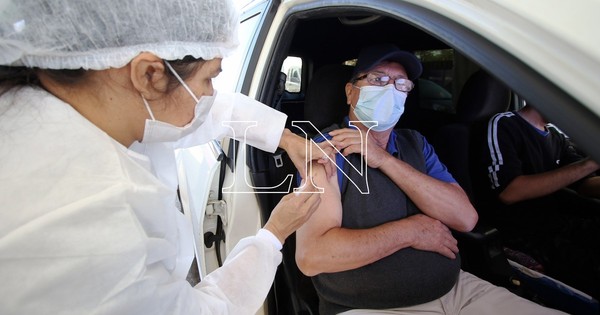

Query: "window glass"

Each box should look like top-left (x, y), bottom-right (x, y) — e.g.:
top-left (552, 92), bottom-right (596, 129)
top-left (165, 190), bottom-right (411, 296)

top-left (281, 56), bottom-right (303, 93)
top-left (415, 49), bottom-right (455, 113)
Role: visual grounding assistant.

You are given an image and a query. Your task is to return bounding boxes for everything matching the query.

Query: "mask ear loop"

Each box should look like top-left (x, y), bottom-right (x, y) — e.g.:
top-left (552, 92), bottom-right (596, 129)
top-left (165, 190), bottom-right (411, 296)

top-left (350, 85), bottom-right (362, 111)
top-left (141, 95), bottom-right (156, 120)
top-left (164, 60), bottom-right (200, 103)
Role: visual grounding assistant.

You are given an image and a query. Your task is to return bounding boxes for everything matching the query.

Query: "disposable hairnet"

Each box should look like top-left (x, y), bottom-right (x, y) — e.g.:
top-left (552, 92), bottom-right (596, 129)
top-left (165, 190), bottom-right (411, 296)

top-left (0, 0), bottom-right (239, 70)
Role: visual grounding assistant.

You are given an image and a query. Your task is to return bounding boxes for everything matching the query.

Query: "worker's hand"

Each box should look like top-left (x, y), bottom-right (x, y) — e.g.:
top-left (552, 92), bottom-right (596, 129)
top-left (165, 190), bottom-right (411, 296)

top-left (328, 128), bottom-right (392, 169)
top-left (279, 128), bottom-right (336, 179)
top-left (405, 214), bottom-right (459, 259)
top-left (264, 181), bottom-right (322, 245)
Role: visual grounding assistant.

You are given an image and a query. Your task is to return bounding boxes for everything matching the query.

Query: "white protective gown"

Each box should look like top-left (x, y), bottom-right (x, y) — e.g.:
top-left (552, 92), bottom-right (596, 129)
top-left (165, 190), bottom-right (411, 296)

top-left (0, 87), bottom-right (285, 315)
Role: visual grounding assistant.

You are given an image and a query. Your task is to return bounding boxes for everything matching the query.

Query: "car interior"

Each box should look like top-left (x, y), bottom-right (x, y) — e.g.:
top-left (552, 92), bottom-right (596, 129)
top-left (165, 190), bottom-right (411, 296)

top-left (239, 7), bottom-right (599, 315)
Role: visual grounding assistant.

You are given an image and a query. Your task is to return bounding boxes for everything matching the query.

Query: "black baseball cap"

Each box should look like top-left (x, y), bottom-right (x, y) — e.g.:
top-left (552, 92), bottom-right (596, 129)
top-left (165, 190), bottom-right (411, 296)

top-left (352, 43), bottom-right (423, 81)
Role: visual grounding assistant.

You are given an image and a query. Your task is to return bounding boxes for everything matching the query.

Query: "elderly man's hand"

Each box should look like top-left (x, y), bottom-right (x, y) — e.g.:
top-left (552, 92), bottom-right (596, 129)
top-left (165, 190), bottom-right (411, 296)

top-left (328, 128), bottom-right (392, 168)
top-left (405, 214), bottom-right (459, 259)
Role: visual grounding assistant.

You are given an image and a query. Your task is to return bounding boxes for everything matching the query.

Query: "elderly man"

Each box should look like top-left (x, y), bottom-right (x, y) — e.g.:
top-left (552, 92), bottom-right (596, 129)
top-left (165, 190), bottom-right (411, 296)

top-left (295, 44), bottom-right (566, 315)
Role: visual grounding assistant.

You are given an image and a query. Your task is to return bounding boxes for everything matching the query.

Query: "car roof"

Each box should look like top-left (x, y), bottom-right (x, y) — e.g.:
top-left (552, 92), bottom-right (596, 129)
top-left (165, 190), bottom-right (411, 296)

top-left (416, 0), bottom-right (600, 117)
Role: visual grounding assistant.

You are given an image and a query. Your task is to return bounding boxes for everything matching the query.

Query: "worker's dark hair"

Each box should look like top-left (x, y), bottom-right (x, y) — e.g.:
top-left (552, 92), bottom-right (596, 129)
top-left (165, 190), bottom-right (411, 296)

top-left (0, 55), bottom-right (203, 96)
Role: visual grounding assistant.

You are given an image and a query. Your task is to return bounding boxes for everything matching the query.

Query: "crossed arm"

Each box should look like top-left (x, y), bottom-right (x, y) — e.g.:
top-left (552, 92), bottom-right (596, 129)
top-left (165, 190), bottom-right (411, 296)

top-left (295, 129), bottom-right (478, 277)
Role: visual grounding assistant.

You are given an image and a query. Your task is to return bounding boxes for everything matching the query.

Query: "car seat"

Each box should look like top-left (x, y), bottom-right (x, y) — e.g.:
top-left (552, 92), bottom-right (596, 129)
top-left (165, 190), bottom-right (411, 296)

top-left (429, 69), bottom-right (519, 288)
top-left (432, 69), bottom-right (511, 200)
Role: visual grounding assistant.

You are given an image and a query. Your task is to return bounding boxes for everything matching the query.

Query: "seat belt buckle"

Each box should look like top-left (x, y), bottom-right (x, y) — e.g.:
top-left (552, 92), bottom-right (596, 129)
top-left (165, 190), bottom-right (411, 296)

top-left (273, 153), bottom-right (284, 168)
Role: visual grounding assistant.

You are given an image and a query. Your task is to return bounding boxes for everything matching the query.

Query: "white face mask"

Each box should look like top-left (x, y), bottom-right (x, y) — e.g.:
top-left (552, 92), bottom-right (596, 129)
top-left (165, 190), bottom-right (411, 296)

top-left (141, 61), bottom-right (215, 144)
top-left (352, 84), bottom-right (407, 131)
top-left (141, 94), bottom-right (216, 143)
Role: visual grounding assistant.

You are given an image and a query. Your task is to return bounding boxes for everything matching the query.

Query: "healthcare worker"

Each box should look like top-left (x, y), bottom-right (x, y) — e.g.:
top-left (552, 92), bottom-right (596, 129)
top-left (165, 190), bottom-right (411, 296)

top-left (0, 0), bottom-right (328, 314)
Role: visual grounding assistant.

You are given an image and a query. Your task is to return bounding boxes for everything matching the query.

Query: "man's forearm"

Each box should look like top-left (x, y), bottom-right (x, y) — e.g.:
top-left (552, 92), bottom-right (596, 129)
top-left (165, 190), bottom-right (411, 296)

top-left (296, 220), bottom-right (414, 276)
top-left (500, 159), bottom-right (599, 204)
top-left (379, 157), bottom-right (477, 232)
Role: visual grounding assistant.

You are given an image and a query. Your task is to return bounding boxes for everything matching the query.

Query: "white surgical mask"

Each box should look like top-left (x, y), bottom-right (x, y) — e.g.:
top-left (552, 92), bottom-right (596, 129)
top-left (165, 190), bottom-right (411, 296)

top-left (141, 94), bottom-right (216, 144)
top-left (352, 84), bottom-right (407, 131)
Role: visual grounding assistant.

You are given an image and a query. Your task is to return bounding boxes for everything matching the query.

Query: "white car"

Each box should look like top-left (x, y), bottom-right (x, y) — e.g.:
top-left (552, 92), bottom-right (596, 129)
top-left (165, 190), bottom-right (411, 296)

top-left (181, 1), bottom-right (600, 314)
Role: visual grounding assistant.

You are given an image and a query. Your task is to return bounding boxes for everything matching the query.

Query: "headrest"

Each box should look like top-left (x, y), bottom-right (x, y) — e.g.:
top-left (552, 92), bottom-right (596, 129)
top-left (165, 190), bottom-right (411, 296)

top-left (456, 70), bottom-right (511, 123)
top-left (303, 64), bottom-right (355, 131)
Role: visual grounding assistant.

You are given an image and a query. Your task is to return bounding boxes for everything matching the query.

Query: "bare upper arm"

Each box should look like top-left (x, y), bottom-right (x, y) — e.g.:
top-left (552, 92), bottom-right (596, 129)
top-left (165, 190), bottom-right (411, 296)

top-left (296, 161), bottom-right (342, 249)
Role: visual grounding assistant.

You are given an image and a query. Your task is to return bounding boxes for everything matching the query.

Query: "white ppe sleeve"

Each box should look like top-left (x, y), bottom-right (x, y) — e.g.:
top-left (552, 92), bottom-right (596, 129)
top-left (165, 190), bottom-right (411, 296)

top-left (187, 234), bottom-right (283, 314)
top-left (177, 92), bottom-right (287, 153)
top-left (256, 228), bottom-right (283, 251)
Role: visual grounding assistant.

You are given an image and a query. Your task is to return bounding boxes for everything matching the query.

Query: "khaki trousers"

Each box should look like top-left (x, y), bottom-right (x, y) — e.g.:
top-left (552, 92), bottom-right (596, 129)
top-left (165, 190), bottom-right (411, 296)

top-left (339, 271), bottom-right (567, 315)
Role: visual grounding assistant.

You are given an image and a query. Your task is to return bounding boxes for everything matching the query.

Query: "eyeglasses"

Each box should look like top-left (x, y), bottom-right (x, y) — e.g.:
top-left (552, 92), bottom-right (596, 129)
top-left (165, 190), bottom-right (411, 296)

top-left (352, 72), bottom-right (414, 92)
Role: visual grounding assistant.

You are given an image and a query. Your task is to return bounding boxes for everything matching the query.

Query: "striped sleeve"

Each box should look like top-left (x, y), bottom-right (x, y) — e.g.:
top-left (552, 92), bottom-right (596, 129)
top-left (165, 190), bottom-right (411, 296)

top-left (485, 112), bottom-right (517, 190)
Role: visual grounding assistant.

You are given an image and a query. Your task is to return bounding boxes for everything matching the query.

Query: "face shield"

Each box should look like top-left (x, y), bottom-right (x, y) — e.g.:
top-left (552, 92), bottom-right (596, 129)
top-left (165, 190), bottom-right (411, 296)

top-left (0, 0), bottom-right (239, 69)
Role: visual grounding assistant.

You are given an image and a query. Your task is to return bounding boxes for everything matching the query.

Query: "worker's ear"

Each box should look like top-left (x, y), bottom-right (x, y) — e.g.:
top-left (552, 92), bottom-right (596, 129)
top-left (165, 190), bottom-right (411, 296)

top-left (130, 52), bottom-right (168, 100)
